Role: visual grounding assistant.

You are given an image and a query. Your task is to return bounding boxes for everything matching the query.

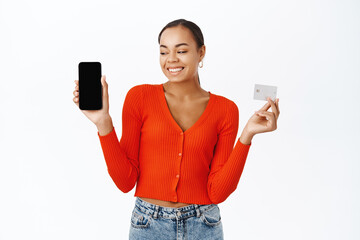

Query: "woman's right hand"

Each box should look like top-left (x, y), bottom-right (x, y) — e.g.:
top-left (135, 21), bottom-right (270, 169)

top-left (73, 75), bottom-right (111, 126)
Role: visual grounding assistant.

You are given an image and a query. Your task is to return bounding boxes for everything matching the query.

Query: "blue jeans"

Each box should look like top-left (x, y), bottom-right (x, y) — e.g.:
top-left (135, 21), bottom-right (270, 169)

top-left (129, 197), bottom-right (224, 240)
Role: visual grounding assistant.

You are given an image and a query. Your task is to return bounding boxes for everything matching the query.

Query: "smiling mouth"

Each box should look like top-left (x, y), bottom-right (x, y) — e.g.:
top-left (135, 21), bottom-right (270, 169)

top-left (167, 67), bottom-right (184, 73)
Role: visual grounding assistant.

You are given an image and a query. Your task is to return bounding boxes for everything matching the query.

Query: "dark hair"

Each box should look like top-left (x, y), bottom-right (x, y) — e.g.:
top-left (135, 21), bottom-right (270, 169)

top-left (158, 19), bottom-right (204, 85)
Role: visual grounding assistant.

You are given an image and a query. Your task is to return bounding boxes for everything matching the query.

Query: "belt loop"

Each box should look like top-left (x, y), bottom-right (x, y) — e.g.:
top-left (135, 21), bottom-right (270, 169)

top-left (195, 204), bottom-right (201, 218)
top-left (153, 205), bottom-right (160, 219)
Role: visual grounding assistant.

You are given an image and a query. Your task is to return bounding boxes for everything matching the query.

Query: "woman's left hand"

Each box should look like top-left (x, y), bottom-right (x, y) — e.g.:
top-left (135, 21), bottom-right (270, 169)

top-left (244, 97), bottom-right (280, 136)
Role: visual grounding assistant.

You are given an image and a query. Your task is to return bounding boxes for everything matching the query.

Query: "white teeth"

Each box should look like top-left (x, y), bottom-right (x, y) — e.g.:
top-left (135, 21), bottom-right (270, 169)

top-left (168, 67), bottom-right (183, 72)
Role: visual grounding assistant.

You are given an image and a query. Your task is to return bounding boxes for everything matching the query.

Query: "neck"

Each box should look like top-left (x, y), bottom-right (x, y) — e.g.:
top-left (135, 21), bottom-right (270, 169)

top-left (163, 77), bottom-right (206, 101)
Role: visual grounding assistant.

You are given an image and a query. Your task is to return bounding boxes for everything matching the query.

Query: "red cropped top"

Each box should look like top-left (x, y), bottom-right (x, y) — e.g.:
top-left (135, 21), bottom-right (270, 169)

top-left (97, 83), bottom-right (251, 205)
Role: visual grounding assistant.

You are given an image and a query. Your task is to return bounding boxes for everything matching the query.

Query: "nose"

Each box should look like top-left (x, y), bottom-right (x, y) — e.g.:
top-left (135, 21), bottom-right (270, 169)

top-left (167, 51), bottom-right (179, 63)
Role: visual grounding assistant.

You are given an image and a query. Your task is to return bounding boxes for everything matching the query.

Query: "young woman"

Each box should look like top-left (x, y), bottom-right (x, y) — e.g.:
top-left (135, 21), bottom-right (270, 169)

top-left (73, 19), bottom-right (280, 240)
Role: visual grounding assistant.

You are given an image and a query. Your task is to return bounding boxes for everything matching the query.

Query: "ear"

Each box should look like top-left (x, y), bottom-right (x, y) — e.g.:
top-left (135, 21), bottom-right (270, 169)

top-left (199, 45), bottom-right (206, 60)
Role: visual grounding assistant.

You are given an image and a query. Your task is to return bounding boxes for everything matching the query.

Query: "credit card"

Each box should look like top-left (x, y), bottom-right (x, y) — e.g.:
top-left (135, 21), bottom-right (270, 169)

top-left (254, 84), bottom-right (277, 101)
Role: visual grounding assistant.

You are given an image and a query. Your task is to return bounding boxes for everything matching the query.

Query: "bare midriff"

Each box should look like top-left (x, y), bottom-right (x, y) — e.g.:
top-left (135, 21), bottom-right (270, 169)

top-left (139, 197), bottom-right (192, 208)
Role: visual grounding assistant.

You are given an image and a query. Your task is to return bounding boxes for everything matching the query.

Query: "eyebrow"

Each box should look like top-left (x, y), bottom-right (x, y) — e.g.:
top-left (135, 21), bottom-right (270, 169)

top-left (160, 43), bottom-right (189, 48)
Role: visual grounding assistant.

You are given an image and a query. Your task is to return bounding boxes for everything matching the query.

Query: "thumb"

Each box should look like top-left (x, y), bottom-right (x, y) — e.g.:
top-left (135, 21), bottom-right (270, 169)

top-left (101, 75), bottom-right (108, 94)
top-left (101, 75), bottom-right (109, 112)
top-left (101, 75), bottom-right (107, 86)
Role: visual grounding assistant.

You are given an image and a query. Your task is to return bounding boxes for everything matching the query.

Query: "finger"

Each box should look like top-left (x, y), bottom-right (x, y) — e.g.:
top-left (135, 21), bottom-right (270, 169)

top-left (256, 111), bottom-right (274, 120)
top-left (101, 75), bottom-right (108, 96)
top-left (266, 97), bottom-right (279, 118)
top-left (256, 111), bottom-right (277, 130)
top-left (259, 101), bottom-right (271, 112)
top-left (100, 75), bottom-right (106, 86)
top-left (101, 75), bottom-right (109, 110)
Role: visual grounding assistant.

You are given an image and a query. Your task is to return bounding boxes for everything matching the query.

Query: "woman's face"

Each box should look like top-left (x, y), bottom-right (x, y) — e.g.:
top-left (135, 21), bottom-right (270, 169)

top-left (159, 26), bottom-right (205, 83)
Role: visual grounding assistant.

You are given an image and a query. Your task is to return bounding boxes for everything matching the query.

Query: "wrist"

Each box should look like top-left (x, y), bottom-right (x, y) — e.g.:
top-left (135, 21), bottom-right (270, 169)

top-left (96, 115), bottom-right (114, 136)
top-left (95, 114), bottom-right (112, 126)
top-left (239, 128), bottom-right (255, 145)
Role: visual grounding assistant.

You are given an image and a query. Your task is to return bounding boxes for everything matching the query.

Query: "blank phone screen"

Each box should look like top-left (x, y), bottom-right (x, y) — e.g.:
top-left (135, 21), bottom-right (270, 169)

top-left (78, 62), bottom-right (102, 110)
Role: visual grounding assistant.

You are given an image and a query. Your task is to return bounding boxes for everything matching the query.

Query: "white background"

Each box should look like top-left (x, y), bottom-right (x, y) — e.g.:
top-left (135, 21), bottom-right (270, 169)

top-left (1, 0), bottom-right (359, 239)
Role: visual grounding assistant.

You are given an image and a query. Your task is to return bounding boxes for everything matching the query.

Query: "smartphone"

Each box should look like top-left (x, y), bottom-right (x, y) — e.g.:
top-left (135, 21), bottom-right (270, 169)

top-left (253, 84), bottom-right (277, 101)
top-left (78, 62), bottom-right (102, 110)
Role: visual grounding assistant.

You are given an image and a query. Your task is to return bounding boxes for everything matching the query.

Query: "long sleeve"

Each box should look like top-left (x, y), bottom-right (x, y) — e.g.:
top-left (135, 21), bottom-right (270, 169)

top-left (207, 101), bottom-right (251, 204)
top-left (97, 85), bottom-right (143, 193)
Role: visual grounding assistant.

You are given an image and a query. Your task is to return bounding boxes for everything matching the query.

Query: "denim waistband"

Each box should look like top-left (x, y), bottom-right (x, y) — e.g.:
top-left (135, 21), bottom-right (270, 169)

top-left (134, 197), bottom-right (217, 220)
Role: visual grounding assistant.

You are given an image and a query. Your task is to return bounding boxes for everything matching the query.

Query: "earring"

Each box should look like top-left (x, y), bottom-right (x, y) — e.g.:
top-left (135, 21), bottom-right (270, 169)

top-left (199, 60), bottom-right (203, 68)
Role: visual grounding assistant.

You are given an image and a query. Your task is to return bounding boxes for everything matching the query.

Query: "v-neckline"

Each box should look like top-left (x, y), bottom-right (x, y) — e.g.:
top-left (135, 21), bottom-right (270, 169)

top-left (158, 83), bottom-right (214, 135)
